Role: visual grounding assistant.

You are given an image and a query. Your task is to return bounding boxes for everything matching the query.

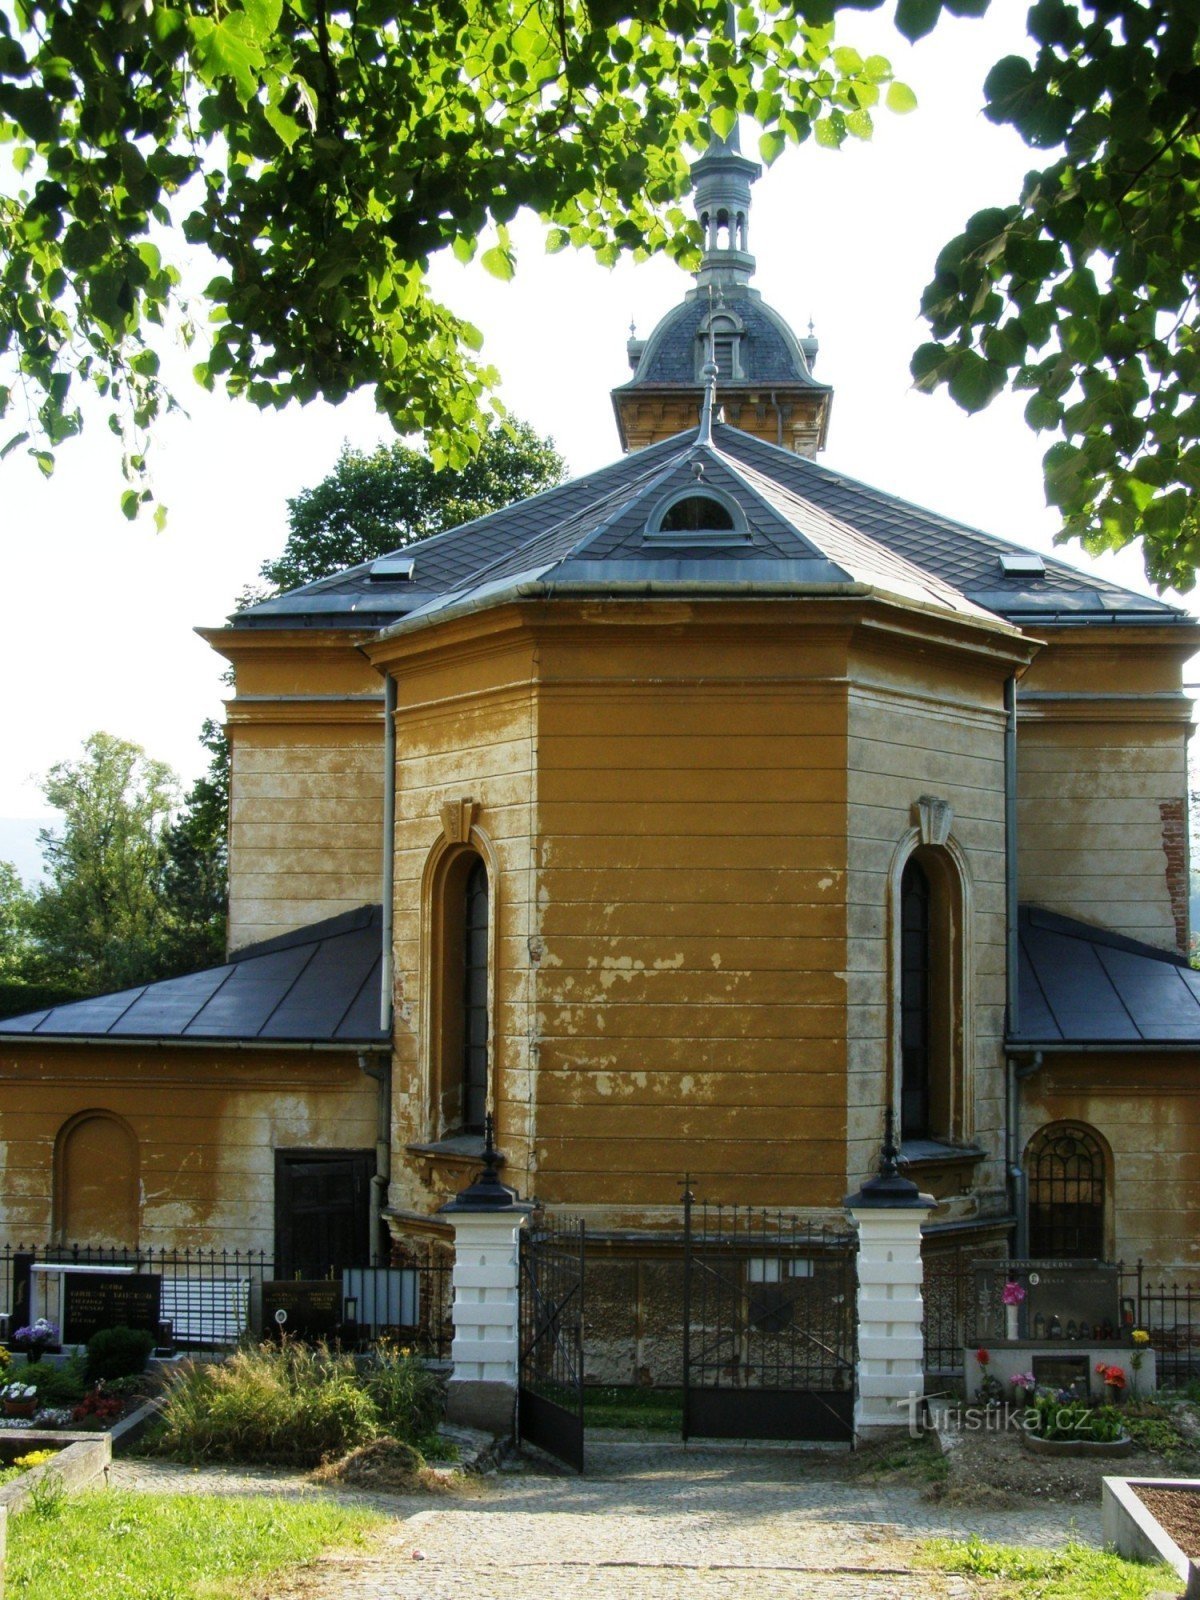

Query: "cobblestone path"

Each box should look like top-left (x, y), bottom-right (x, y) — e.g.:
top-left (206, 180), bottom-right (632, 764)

top-left (112, 1441), bottom-right (1106, 1600)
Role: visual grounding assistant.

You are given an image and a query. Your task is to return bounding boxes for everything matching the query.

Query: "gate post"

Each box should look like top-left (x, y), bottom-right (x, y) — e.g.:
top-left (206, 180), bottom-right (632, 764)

top-left (844, 1110), bottom-right (935, 1441)
top-left (438, 1119), bottom-right (533, 1436)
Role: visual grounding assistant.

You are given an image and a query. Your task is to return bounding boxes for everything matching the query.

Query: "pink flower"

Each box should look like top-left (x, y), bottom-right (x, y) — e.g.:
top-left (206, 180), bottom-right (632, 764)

top-left (1001, 1280), bottom-right (1026, 1306)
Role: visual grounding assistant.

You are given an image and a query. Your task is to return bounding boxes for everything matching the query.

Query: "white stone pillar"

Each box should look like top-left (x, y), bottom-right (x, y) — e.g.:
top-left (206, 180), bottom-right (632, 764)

top-left (438, 1129), bottom-right (533, 1437)
top-left (441, 1209), bottom-right (528, 1434)
top-left (847, 1205), bottom-right (930, 1438)
top-left (845, 1115), bottom-right (935, 1442)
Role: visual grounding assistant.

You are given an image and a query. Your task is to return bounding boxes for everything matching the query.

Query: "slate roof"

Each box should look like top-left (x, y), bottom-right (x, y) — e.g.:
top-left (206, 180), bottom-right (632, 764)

top-left (614, 288), bottom-right (825, 391)
top-left (234, 422), bottom-right (1186, 635)
top-left (0, 906), bottom-right (387, 1046)
top-left (1014, 906), bottom-right (1200, 1045)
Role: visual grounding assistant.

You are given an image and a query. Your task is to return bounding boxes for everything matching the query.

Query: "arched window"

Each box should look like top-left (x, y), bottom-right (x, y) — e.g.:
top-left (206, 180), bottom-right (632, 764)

top-left (659, 495), bottom-right (735, 534)
top-left (431, 847), bottom-right (491, 1138)
top-left (1025, 1123), bottom-right (1108, 1259)
top-left (900, 859), bottom-right (932, 1140)
top-left (462, 857), bottom-right (489, 1136)
top-left (889, 821), bottom-right (973, 1149)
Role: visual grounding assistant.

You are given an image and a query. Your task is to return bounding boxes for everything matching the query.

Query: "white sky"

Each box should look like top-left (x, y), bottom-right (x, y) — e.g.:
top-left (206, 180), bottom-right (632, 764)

top-left (0, 7), bottom-right (1193, 866)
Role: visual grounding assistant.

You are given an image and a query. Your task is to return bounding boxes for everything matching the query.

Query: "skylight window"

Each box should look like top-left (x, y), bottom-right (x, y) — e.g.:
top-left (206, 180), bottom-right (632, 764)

top-left (369, 555), bottom-right (416, 582)
top-left (999, 552), bottom-right (1045, 577)
top-left (660, 495), bottom-right (735, 534)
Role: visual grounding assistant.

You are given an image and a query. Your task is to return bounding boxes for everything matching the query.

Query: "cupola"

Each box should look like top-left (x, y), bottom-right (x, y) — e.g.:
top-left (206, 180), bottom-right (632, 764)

top-left (612, 125), bottom-right (833, 460)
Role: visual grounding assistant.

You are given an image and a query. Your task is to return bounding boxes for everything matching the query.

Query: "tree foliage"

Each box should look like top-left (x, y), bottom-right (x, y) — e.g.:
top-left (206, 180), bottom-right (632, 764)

top-left (259, 418), bottom-right (566, 594)
top-left (160, 716), bottom-right (229, 972)
top-left (912, 0), bottom-right (1200, 590)
top-left (0, 1), bottom-right (905, 513)
top-left (27, 731), bottom-right (180, 992)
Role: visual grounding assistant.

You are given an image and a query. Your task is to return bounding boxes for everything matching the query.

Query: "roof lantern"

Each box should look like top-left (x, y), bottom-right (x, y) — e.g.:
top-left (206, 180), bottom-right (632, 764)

top-left (690, 126), bottom-right (761, 291)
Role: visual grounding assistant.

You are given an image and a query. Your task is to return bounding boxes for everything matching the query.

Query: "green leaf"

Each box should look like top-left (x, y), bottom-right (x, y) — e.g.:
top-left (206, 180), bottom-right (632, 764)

top-left (481, 246), bottom-right (515, 281)
top-left (0, 431), bottom-right (29, 461)
top-left (758, 129), bottom-right (786, 165)
top-left (947, 350), bottom-right (1004, 413)
top-left (120, 489), bottom-right (141, 520)
top-left (709, 104), bottom-right (737, 141)
top-left (895, 0), bottom-right (942, 43)
top-left (885, 81), bottom-right (917, 114)
top-left (452, 236), bottom-right (477, 264)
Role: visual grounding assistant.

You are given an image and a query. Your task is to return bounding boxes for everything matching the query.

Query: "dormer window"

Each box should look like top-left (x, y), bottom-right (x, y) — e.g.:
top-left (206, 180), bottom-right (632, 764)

top-left (644, 487), bottom-right (749, 547)
top-left (695, 311), bottom-right (744, 382)
top-left (660, 496), bottom-right (734, 534)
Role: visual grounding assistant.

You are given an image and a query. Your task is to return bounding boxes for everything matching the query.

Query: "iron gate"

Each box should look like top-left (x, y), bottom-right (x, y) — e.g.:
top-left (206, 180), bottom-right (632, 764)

top-left (682, 1189), bottom-right (856, 1442)
top-left (518, 1215), bottom-right (585, 1471)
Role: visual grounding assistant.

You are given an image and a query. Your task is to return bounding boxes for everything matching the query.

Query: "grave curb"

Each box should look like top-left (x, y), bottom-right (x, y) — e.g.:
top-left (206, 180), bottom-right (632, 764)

top-left (1102, 1475), bottom-right (1200, 1598)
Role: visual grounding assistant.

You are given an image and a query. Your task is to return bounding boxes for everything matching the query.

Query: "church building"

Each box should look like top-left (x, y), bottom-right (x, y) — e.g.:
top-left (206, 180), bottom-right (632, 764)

top-left (2, 134), bottom-right (1198, 1304)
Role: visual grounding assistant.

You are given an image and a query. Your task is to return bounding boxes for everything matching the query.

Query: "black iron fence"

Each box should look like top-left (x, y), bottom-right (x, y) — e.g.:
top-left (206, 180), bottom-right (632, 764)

top-left (922, 1251), bottom-right (1200, 1389)
top-left (0, 1243), bottom-right (453, 1359)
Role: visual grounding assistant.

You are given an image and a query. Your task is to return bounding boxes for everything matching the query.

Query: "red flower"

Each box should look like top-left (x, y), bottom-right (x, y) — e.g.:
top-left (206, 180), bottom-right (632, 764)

top-left (975, 1347), bottom-right (990, 1366)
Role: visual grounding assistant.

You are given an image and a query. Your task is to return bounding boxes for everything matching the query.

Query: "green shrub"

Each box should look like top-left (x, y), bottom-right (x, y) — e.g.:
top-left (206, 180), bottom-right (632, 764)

top-left (25, 1358), bottom-right (86, 1406)
top-left (361, 1342), bottom-right (442, 1442)
top-left (155, 1342), bottom-right (382, 1467)
top-left (86, 1326), bottom-right (155, 1383)
top-left (1028, 1394), bottom-right (1125, 1442)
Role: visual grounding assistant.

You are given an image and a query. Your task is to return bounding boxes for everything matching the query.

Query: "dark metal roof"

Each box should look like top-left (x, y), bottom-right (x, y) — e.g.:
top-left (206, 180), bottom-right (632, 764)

top-left (613, 287), bottom-right (825, 391)
top-left (0, 906), bottom-right (387, 1046)
top-left (232, 421), bottom-right (1186, 634)
top-left (1014, 906), bottom-right (1200, 1045)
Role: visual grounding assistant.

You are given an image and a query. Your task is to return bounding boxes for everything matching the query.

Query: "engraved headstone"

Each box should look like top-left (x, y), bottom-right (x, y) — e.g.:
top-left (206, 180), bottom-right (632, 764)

top-left (262, 1280), bottom-right (342, 1341)
top-left (62, 1273), bottom-right (161, 1344)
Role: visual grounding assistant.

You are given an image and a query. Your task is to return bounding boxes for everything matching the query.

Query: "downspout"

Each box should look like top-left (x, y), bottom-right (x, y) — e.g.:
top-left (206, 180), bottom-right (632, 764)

top-left (358, 1053), bottom-right (392, 1266)
top-left (381, 672), bottom-right (397, 1035)
top-left (367, 670), bottom-right (397, 1266)
top-left (1004, 674), bottom-right (1025, 1256)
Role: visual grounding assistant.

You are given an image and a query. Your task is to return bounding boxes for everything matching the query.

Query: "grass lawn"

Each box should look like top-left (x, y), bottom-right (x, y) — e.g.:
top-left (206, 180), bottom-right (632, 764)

top-left (581, 1385), bottom-right (683, 1432)
top-left (917, 1534), bottom-right (1176, 1599)
top-left (5, 1488), bottom-right (387, 1600)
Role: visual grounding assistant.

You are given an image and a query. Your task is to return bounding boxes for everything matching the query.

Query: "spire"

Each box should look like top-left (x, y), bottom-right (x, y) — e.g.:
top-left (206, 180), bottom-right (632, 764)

top-left (689, 122), bottom-right (761, 291)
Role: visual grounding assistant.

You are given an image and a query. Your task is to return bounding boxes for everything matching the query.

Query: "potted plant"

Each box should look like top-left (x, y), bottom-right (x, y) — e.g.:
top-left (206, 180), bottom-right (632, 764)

top-left (1, 1382), bottom-right (38, 1419)
top-left (11, 1319), bottom-right (60, 1363)
top-left (1129, 1328), bottom-right (1150, 1397)
top-left (975, 1347), bottom-right (1004, 1407)
top-left (1011, 1370), bottom-right (1037, 1407)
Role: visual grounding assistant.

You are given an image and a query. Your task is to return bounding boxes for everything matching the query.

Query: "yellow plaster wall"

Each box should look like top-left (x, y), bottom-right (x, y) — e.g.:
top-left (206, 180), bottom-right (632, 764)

top-left (1023, 1058), bottom-right (1200, 1271)
top-left (205, 629), bottom-right (386, 950)
top-left (846, 639), bottom-right (1010, 1206)
top-left (0, 1044), bottom-right (376, 1252)
top-left (1017, 629), bottom-right (1196, 953)
top-left (382, 624), bottom-right (538, 1215)
top-left (528, 610), bottom-right (852, 1219)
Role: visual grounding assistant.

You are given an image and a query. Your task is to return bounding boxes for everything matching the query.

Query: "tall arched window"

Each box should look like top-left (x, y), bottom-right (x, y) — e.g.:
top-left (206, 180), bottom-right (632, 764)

top-left (900, 858), bottom-right (932, 1140)
top-left (462, 857), bottom-right (489, 1136)
top-left (1025, 1123), bottom-right (1108, 1259)
top-left (889, 819), bottom-right (973, 1149)
top-left (431, 846), bottom-right (491, 1139)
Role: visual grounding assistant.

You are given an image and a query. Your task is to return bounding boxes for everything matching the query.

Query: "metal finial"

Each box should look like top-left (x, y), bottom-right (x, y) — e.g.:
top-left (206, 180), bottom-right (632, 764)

top-left (629, 317), bottom-right (637, 338)
top-left (698, 286), bottom-right (718, 444)
top-left (879, 1105), bottom-right (901, 1180)
top-left (808, 316), bottom-right (816, 338)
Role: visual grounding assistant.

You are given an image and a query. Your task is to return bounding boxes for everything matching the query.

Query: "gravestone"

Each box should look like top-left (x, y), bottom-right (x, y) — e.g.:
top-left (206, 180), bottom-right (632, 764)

top-left (973, 1259), bottom-right (1121, 1341)
top-left (262, 1280), bottom-right (342, 1341)
top-left (62, 1272), bottom-right (161, 1344)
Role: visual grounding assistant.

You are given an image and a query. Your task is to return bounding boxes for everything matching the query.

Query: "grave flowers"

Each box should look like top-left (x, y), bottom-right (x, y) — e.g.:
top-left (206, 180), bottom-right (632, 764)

top-left (11, 1318), bottom-right (60, 1362)
top-left (1001, 1278), bottom-right (1026, 1341)
top-left (975, 1347), bottom-right (1004, 1406)
top-left (1129, 1328), bottom-right (1150, 1396)
top-left (1096, 1362), bottom-right (1127, 1404)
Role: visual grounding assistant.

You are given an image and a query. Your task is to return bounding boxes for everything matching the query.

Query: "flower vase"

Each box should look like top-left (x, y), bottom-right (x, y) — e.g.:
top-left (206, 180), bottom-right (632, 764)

top-left (1105, 1383), bottom-right (1123, 1406)
top-left (22, 1347), bottom-right (42, 1366)
top-left (2, 1400), bottom-right (35, 1419)
top-left (1005, 1304), bottom-right (1019, 1341)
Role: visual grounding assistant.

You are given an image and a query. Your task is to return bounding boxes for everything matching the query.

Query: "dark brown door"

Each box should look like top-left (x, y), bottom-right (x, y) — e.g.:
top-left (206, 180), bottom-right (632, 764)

top-left (275, 1150), bottom-right (374, 1278)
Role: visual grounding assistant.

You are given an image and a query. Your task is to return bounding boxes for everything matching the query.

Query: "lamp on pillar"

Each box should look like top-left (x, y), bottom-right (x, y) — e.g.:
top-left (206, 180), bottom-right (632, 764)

top-left (844, 1108), bottom-right (936, 1442)
top-left (437, 1114), bottom-right (533, 1438)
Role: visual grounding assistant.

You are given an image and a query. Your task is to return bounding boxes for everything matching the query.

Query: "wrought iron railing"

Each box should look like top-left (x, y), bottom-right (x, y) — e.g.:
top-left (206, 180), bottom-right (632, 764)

top-left (0, 1243), bottom-right (453, 1359)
